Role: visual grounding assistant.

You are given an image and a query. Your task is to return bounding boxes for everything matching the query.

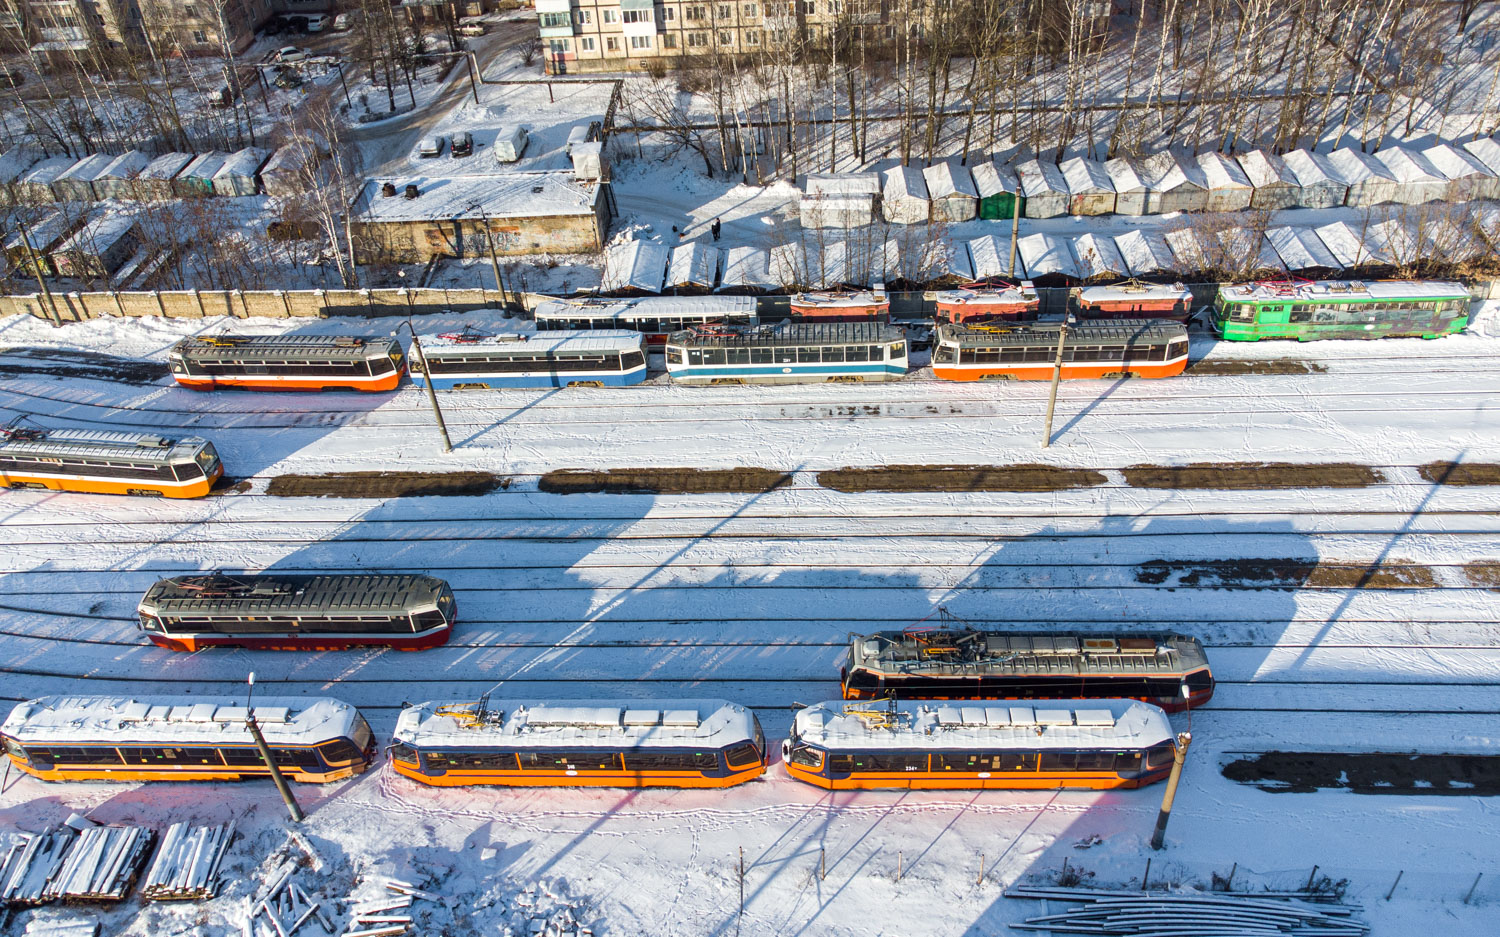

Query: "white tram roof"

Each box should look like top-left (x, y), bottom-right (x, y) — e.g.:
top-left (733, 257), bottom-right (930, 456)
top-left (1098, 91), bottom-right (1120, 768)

top-left (791, 289), bottom-right (889, 308)
top-left (394, 698), bottom-right (757, 749)
top-left (1218, 279), bottom-right (1468, 302)
top-left (0, 427), bottom-right (207, 463)
top-left (420, 329), bottom-right (643, 355)
top-left (2, 696), bottom-right (360, 747)
top-left (793, 699), bottom-right (1172, 751)
top-left (534, 295), bottom-right (756, 319)
top-left (1076, 281), bottom-right (1192, 303)
top-left (932, 280), bottom-right (1038, 305)
top-left (172, 334), bottom-right (397, 361)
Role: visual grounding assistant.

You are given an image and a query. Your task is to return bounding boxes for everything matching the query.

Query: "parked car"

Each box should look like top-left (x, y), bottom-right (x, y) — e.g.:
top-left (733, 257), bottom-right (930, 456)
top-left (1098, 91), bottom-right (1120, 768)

top-left (450, 131), bottom-right (474, 158)
top-left (417, 135), bottom-right (446, 158)
top-left (284, 15), bottom-right (309, 32)
top-left (332, 12), bottom-right (358, 30)
top-left (305, 13), bottom-right (328, 32)
top-left (457, 21), bottom-right (486, 36)
top-left (275, 46), bottom-right (309, 63)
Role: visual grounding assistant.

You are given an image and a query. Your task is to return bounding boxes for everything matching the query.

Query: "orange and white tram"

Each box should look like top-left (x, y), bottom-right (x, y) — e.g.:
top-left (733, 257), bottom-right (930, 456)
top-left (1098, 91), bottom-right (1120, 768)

top-left (931, 280), bottom-right (1040, 325)
top-left (0, 422), bottom-right (222, 498)
top-left (789, 289), bottom-right (891, 323)
top-left (137, 573), bottom-right (456, 652)
top-left (391, 698), bottom-right (768, 788)
top-left (931, 319), bottom-right (1189, 381)
top-left (782, 699), bottom-right (1177, 791)
top-left (168, 334), bottom-right (406, 392)
top-left (1070, 280), bottom-right (1195, 322)
top-left (842, 630), bottom-right (1214, 712)
top-left (0, 695), bottom-right (375, 784)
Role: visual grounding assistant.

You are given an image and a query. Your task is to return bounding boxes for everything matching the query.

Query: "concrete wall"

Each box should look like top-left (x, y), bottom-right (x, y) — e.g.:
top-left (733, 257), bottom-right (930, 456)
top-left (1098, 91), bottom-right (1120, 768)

top-left (0, 287), bottom-right (510, 323)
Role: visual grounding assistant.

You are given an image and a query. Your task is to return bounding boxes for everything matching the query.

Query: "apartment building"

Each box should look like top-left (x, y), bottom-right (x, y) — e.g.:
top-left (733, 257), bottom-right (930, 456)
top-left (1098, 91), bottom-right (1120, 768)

top-left (537, 0), bottom-right (891, 73)
top-left (4, 0), bottom-right (275, 58)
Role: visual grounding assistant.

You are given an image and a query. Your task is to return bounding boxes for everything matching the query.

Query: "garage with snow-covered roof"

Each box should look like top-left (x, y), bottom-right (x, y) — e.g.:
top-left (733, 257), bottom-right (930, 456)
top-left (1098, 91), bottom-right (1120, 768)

top-left (971, 160), bottom-right (1022, 219)
top-left (665, 241), bottom-right (719, 292)
top-left (1138, 152), bottom-right (1207, 214)
top-left (1371, 147), bottom-right (1448, 205)
top-left (1312, 221), bottom-right (1392, 272)
top-left (801, 173), bottom-right (880, 228)
top-left (1016, 233), bottom-right (1078, 284)
top-left (1461, 137), bottom-right (1500, 181)
top-left (1113, 229), bottom-right (1177, 277)
top-left (51, 153), bottom-right (115, 202)
top-left (717, 246), bottom-right (776, 292)
top-left (1016, 158), bottom-right (1069, 218)
top-left (966, 234), bottom-right (1011, 280)
top-left (1329, 147), bottom-right (1399, 208)
top-left (1420, 143), bottom-right (1500, 202)
top-left (602, 239), bottom-right (670, 293)
top-left (93, 151), bottom-right (150, 201)
top-left (1266, 226), bottom-right (1341, 275)
top-left (1059, 157), bottom-right (1116, 216)
top-left (1235, 150), bottom-right (1300, 210)
top-left (1162, 226), bottom-right (1212, 275)
top-left (1196, 152), bottom-right (1253, 213)
top-left (1071, 232), bottom-right (1128, 282)
top-left (1104, 157), bottom-right (1149, 215)
top-left (923, 160), bottom-right (979, 222)
top-left (1281, 149), bottom-right (1349, 210)
top-left (881, 166), bottom-right (930, 224)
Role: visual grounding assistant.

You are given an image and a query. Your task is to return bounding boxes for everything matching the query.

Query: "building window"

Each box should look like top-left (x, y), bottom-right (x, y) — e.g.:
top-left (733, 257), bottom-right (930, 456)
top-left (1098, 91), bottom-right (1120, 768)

top-left (743, 2), bottom-right (758, 16)
top-left (718, 4), bottom-right (731, 17)
top-left (687, 31), bottom-right (707, 46)
top-left (602, 9), bottom-right (619, 23)
top-left (581, 36), bottom-right (596, 50)
top-left (803, 0), bottom-right (815, 13)
top-left (183, 4), bottom-right (196, 17)
top-left (623, 9), bottom-right (651, 23)
top-left (539, 12), bottom-right (570, 27)
top-left (606, 36), bottom-right (618, 50)
top-left (548, 38), bottom-right (572, 53)
top-left (630, 34), bottom-right (651, 48)
top-left (686, 6), bottom-right (704, 20)
top-left (663, 7), bottom-right (675, 20)
top-left (662, 33), bottom-right (677, 47)
top-left (717, 29), bottom-right (731, 44)
top-left (192, 29), bottom-right (207, 42)
top-left (745, 28), bottom-right (760, 44)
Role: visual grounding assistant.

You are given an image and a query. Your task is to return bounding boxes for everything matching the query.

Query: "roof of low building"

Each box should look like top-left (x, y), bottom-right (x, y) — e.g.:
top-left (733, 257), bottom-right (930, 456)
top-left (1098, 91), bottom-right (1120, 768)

top-left (354, 171), bottom-right (601, 223)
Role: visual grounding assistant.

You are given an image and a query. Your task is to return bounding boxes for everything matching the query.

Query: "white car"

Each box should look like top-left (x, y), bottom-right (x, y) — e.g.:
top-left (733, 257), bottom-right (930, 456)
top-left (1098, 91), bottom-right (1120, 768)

top-left (457, 22), bottom-right (486, 36)
top-left (417, 135), bottom-right (445, 158)
top-left (275, 46), bottom-right (309, 63)
top-left (305, 13), bottom-right (328, 32)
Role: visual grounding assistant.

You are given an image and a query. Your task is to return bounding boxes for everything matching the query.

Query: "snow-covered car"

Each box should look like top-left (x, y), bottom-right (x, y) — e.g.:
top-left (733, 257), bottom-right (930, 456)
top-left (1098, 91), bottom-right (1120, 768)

top-left (417, 135), bottom-right (446, 158)
top-left (275, 46), bottom-right (309, 63)
top-left (451, 131), bottom-right (474, 158)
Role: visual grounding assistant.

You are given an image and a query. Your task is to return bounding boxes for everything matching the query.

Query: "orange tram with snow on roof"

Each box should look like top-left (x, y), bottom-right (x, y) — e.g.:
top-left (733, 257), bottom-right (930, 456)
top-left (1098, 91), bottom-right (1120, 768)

top-left (390, 698), bottom-right (768, 788)
top-left (931, 318), bottom-right (1189, 381)
top-left (0, 421), bottom-right (222, 498)
top-left (0, 696), bottom-right (375, 784)
top-left (168, 334), bottom-right (406, 392)
top-left (782, 699), bottom-right (1179, 791)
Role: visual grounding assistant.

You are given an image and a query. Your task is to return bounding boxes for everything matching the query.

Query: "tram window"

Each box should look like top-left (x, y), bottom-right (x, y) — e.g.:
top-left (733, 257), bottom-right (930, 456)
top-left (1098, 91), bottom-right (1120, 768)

top-left (1166, 340), bottom-right (1187, 359)
top-left (1115, 751), bottom-right (1142, 772)
top-left (705, 349), bottom-right (727, 365)
top-left (1000, 347), bottom-right (1025, 362)
top-left (750, 348), bottom-right (774, 364)
top-left (38, 745), bottom-right (126, 766)
top-left (173, 461), bottom-right (206, 481)
top-left (1231, 304), bottom-right (1255, 322)
top-left (1146, 742), bottom-right (1176, 769)
top-left (787, 746), bottom-right (823, 767)
top-left (667, 349), bottom-right (684, 365)
top-left (821, 346), bottom-right (845, 363)
top-left (931, 346), bottom-right (952, 364)
top-left (1185, 669), bottom-right (1213, 693)
top-left (423, 752), bottom-right (451, 771)
top-left (1073, 752), bottom-right (1116, 771)
top-left (1289, 304), bottom-right (1312, 322)
top-left (414, 610), bottom-right (446, 630)
top-left (1040, 752), bottom-right (1080, 771)
top-left (218, 747), bottom-right (265, 767)
top-left (389, 742), bottom-right (417, 763)
top-left (519, 751), bottom-right (622, 771)
top-left (623, 751), bottom-right (720, 771)
top-left (727, 348), bottom-right (751, 365)
top-left (724, 742), bottom-right (761, 768)
top-left (847, 345), bottom-right (870, 362)
top-left (829, 752), bottom-right (927, 772)
top-left (270, 748), bottom-right (324, 770)
top-left (935, 752), bottom-right (1037, 772)
top-left (637, 319), bottom-right (660, 332)
top-left (1147, 344), bottom-right (1166, 361)
top-left (1023, 347), bottom-right (1051, 363)
top-left (449, 751), bottom-right (518, 769)
top-left (888, 343), bottom-right (905, 360)
top-left (775, 348), bottom-right (797, 364)
top-left (620, 351), bottom-right (644, 369)
top-left (688, 349), bottom-right (705, 365)
top-left (2, 738), bottom-right (25, 759)
top-left (797, 347), bottom-right (820, 363)
top-left (370, 356), bottom-right (395, 375)
top-left (317, 740), bottom-right (363, 763)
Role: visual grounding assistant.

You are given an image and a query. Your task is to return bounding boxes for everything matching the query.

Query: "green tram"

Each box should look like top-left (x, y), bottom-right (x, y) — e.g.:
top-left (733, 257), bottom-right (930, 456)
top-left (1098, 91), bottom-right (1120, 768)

top-left (1211, 279), bottom-right (1470, 341)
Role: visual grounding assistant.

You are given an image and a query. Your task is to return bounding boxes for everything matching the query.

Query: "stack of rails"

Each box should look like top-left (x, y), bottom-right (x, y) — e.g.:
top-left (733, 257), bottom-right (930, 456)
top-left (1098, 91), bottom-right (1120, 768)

top-left (1005, 886), bottom-right (1368, 936)
top-left (42, 826), bottom-right (155, 901)
top-left (140, 822), bottom-right (236, 901)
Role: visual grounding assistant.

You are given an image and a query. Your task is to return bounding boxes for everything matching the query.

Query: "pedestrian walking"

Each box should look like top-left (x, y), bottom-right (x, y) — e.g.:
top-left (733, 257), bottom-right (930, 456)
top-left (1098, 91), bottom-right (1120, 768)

top-left (711, 217), bottom-right (722, 241)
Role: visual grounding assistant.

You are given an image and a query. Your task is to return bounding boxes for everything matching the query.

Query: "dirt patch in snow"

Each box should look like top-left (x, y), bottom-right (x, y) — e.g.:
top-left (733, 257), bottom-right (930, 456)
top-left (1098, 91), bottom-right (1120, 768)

top-left (267, 471), bottom-right (510, 498)
top-left (539, 468), bottom-right (793, 494)
top-left (1417, 461), bottom-right (1500, 485)
top-left (1123, 462), bottom-right (1383, 489)
top-left (1222, 751), bottom-right (1500, 795)
top-left (1136, 558), bottom-right (1436, 589)
top-left (0, 347), bottom-right (168, 384)
top-left (818, 465), bottom-right (1106, 492)
top-left (1184, 358), bottom-right (1327, 376)
top-left (1462, 561), bottom-right (1500, 588)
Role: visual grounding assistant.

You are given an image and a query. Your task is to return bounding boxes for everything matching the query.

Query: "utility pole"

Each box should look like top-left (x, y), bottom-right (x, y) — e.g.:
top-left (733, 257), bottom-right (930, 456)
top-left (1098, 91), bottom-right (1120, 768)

top-left (399, 316), bottom-right (454, 453)
top-left (245, 673), bottom-right (305, 824)
top-left (1007, 179), bottom-right (1022, 278)
top-left (472, 205), bottom-right (510, 310)
top-left (14, 215), bottom-right (62, 327)
top-left (1040, 317), bottom-right (1069, 448)
top-left (1149, 732), bottom-right (1192, 850)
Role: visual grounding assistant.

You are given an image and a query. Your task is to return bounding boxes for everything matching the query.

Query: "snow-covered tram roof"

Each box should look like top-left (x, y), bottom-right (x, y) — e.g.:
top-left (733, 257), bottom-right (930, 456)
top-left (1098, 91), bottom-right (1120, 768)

top-left (533, 295), bottom-right (757, 319)
top-left (419, 330), bottom-right (644, 356)
top-left (1, 696), bottom-right (362, 747)
top-left (171, 334), bottom-right (400, 362)
top-left (848, 630), bottom-right (1210, 680)
top-left (1218, 279), bottom-right (1468, 303)
top-left (0, 427), bottom-right (209, 464)
top-left (931, 280), bottom-right (1039, 305)
top-left (790, 289), bottom-right (890, 308)
top-left (139, 573), bottom-right (449, 616)
top-left (668, 322), bottom-right (905, 348)
top-left (792, 699), bottom-right (1172, 752)
top-left (1076, 281), bottom-right (1193, 304)
top-left (937, 319), bottom-right (1186, 348)
top-left (395, 699), bottom-right (758, 751)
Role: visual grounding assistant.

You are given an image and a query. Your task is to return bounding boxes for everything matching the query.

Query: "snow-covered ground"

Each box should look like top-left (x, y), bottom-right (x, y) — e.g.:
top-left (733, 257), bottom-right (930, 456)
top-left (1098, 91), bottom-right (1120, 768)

top-left (0, 309), bottom-right (1498, 935)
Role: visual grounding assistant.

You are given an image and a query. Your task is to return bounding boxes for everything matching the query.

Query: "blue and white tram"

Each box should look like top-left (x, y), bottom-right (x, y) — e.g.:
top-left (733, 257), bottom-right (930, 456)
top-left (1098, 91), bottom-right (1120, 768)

top-left (664, 322), bottom-right (908, 385)
top-left (412, 330), bottom-right (648, 389)
top-left (533, 296), bottom-right (758, 349)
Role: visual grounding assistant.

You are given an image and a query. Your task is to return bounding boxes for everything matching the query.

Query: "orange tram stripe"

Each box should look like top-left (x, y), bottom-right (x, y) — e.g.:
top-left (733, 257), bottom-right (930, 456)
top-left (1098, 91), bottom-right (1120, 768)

top-left (6, 758), bottom-right (366, 785)
top-left (783, 764), bottom-right (1160, 790)
top-left (0, 472), bottom-right (217, 499)
top-left (932, 360), bottom-right (1188, 382)
top-left (391, 760), bottom-right (766, 789)
top-left (174, 374), bottom-right (403, 392)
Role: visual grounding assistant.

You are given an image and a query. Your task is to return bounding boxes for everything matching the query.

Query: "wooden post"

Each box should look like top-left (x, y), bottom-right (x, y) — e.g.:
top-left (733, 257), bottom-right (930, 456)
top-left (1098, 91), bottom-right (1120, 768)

top-left (1464, 872), bottom-right (1482, 904)
top-left (820, 847), bottom-right (825, 881)
top-left (738, 847), bottom-right (744, 916)
top-left (1040, 317), bottom-right (1069, 448)
top-left (977, 854), bottom-right (984, 886)
top-left (1149, 732), bottom-right (1191, 850)
top-left (1306, 865), bottom-right (1320, 891)
top-left (1007, 185), bottom-right (1021, 278)
top-left (1385, 870), bottom-right (1403, 901)
top-left (897, 851), bottom-right (902, 882)
top-left (1142, 857), bottom-right (1151, 891)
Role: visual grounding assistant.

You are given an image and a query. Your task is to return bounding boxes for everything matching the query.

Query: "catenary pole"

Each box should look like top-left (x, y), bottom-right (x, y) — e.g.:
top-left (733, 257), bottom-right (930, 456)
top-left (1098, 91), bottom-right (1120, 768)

top-left (1007, 179), bottom-right (1022, 278)
top-left (1040, 317), bottom-right (1069, 448)
top-left (14, 215), bottom-right (62, 327)
top-left (245, 673), bottom-right (305, 823)
top-left (400, 316), bottom-right (453, 453)
top-left (1149, 732), bottom-right (1192, 850)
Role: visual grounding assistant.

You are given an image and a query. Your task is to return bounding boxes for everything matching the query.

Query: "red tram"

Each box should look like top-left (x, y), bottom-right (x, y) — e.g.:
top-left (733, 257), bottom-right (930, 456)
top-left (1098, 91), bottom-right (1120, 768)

top-left (1071, 280), bottom-right (1195, 322)
top-left (789, 289), bottom-right (891, 323)
top-left (168, 334), bottom-right (406, 392)
top-left (931, 280), bottom-right (1040, 325)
